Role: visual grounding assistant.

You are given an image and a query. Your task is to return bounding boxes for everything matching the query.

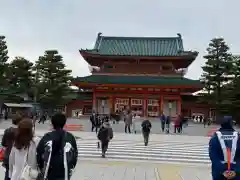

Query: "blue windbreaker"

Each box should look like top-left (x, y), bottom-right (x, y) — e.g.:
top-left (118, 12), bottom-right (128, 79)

top-left (209, 125), bottom-right (240, 180)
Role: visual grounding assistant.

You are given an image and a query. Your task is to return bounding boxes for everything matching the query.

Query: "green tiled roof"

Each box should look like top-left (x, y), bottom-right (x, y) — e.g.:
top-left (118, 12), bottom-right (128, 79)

top-left (64, 92), bottom-right (92, 100)
top-left (76, 94), bottom-right (92, 100)
top-left (73, 75), bottom-right (201, 86)
top-left (81, 33), bottom-right (185, 57)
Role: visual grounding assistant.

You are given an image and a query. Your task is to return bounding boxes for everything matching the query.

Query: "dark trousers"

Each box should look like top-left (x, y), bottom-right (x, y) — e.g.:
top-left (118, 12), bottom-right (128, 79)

top-left (165, 123), bottom-right (170, 133)
top-left (91, 124), bottom-right (97, 132)
top-left (101, 141), bottom-right (109, 154)
top-left (91, 125), bottom-right (99, 133)
top-left (38, 119), bottom-right (45, 124)
top-left (91, 124), bottom-right (94, 132)
top-left (178, 127), bottom-right (181, 133)
top-left (5, 169), bottom-right (10, 180)
top-left (174, 126), bottom-right (180, 133)
top-left (125, 124), bottom-right (131, 133)
top-left (142, 132), bottom-right (150, 146)
top-left (179, 123), bottom-right (182, 133)
top-left (161, 122), bottom-right (165, 132)
top-left (95, 126), bottom-right (99, 133)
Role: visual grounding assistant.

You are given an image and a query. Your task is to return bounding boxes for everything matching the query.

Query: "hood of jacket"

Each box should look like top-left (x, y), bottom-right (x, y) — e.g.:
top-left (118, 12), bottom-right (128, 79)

top-left (220, 116), bottom-right (234, 130)
top-left (103, 121), bottom-right (110, 128)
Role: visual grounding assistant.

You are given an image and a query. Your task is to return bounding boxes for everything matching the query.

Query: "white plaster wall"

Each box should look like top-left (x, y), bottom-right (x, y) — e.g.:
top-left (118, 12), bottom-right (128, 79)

top-left (163, 100), bottom-right (177, 117)
top-left (96, 99), bottom-right (110, 114)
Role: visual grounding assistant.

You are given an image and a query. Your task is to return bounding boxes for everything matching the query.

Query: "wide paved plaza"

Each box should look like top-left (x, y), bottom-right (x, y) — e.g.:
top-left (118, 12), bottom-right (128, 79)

top-left (0, 117), bottom-right (222, 136)
top-left (0, 128), bottom-right (210, 165)
top-left (0, 160), bottom-right (211, 180)
top-left (0, 118), bottom-right (214, 179)
top-left (0, 126), bottom-right (211, 165)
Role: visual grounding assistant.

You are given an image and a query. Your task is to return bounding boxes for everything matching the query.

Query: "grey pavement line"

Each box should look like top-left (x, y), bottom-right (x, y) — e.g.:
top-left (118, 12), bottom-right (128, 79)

top-left (73, 138), bottom-right (209, 145)
top-left (77, 139), bottom-right (208, 148)
top-left (77, 147), bottom-right (208, 156)
top-left (76, 135), bottom-right (210, 165)
top-left (78, 157), bottom-right (211, 167)
top-left (77, 154), bottom-right (210, 164)
top-left (154, 167), bottom-right (161, 180)
top-left (196, 176), bottom-right (201, 180)
top-left (79, 158), bottom-right (211, 169)
top-left (77, 136), bottom-right (209, 142)
top-left (77, 142), bottom-right (208, 152)
top-left (177, 171), bottom-right (185, 180)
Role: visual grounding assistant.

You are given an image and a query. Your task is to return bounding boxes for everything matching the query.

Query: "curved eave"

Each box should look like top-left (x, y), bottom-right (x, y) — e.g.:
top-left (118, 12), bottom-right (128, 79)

top-left (79, 50), bottom-right (197, 60)
top-left (71, 81), bottom-right (203, 90)
top-left (79, 50), bottom-right (196, 68)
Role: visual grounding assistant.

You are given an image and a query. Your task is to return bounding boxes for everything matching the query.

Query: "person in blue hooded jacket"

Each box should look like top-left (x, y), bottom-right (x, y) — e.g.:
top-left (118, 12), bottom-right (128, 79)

top-left (209, 116), bottom-right (240, 180)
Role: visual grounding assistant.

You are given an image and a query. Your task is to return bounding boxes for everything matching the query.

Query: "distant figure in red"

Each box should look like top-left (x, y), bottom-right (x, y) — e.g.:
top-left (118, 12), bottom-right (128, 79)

top-left (174, 115), bottom-right (181, 133)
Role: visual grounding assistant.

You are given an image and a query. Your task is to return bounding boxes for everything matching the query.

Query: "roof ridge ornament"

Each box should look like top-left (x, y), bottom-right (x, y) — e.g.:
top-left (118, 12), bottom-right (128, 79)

top-left (177, 33), bottom-right (182, 38)
top-left (175, 68), bottom-right (188, 76)
top-left (97, 32), bottom-right (102, 37)
top-left (96, 32), bottom-right (103, 51)
top-left (88, 65), bottom-right (100, 73)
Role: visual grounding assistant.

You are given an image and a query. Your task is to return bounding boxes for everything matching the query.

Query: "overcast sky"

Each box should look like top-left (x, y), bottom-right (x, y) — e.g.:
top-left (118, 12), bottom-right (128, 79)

top-left (0, 0), bottom-right (239, 80)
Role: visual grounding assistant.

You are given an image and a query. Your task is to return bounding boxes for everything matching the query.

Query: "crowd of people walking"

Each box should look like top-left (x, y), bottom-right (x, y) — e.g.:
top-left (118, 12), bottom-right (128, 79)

top-left (89, 108), bottom-right (153, 158)
top-left (2, 108), bottom-right (239, 180)
top-left (89, 108), bottom-right (193, 157)
top-left (160, 113), bottom-right (187, 134)
top-left (1, 113), bottom-right (78, 180)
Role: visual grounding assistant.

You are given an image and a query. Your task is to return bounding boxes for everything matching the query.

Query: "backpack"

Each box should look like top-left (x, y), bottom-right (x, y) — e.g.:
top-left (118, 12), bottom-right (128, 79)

top-left (142, 121), bottom-right (151, 132)
top-left (98, 127), bottom-right (111, 142)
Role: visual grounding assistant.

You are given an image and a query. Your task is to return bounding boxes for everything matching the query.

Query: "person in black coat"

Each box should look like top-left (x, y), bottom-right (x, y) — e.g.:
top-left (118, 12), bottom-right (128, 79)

top-left (141, 119), bottom-right (152, 146)
top-left (37, 113), bottom-right (78, 180)
top-left (165, 116), bottom-right (170, 134)
top-left (179, 114), bottom-right (183, 133)
top-left (97, 120), bottom-right (113, 158)
top-left (90, 112), bottom-right (100, 133)
top-left (1, 115), bottom-right (22, 180)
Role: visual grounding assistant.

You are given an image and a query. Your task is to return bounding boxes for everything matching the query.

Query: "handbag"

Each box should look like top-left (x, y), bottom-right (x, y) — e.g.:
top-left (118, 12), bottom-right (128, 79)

top-left (20, 145), bottom-right (39, 180)
top-left (0, 146), bottom-right (5, 161)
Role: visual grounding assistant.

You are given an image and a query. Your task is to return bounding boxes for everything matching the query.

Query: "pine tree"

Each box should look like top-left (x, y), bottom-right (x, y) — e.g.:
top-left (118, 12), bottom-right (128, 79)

top-left (200, 38), bottom-right (233, 121)
top-left (34, 50), bottom-right (72, 108)
top-left (225, 56), bottom-right (240, 123)
top-left (0, 36), bottom-right (9, 93)
top-left (232, 55), bottom-right (240, 78)
top-left (7, 57), bottom-right (34, 96)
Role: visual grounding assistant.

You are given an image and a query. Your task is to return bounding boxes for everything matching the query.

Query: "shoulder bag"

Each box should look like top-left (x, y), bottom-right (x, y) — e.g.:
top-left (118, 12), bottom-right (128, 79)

top-left (20, 143), bottom-right (39, 180)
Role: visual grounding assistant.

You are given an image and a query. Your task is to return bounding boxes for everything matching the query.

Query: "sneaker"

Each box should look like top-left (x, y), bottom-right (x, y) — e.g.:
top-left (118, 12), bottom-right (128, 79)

top-left (97, 142), bottom-right (100, 148)
top-left (101, 153), bottom-right (105, 158)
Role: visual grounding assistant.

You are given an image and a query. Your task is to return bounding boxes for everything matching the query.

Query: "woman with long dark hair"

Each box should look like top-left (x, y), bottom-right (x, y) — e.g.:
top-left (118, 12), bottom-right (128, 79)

top-left (8, 119), bottom-right (39, 180)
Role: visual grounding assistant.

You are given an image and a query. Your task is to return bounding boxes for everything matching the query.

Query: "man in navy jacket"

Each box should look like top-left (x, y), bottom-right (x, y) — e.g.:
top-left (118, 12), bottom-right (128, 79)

top-left (209, 116), bottom-right (240, 180)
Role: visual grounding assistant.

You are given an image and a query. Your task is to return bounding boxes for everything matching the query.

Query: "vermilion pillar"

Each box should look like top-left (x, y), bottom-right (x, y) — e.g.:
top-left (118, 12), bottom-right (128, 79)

top-left (92, 88), bottom-right (96, 112)
top-left (178, 96), bottom-right (182, 115)
top-left (112, 96), bottom-right (116, 113)
top-left (109, 95), bottom-right (113, 113)
top-left (160, 96), bottom-right (164, 114)
top-left (142, 97), bottom-right (147, 117)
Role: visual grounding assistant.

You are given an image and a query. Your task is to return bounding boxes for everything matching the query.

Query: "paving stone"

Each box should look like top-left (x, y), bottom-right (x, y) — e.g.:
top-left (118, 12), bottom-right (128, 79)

top-left (0, 160), bottom-right (211, 180)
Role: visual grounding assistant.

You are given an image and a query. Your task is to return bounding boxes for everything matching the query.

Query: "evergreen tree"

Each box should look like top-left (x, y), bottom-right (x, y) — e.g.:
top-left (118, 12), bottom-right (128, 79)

top-left (200, 38), bottom-right (233, 121)
top-left (232, 55), bottom-right (240, 78)
top-left (0, 36), bottom-right (9, 93)
top-left (7, 57), bottom-right (34, 96)
top-left (225, 55), bottom-right (240, 123)
top-left (34, 50), bottom-right (72, 108)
